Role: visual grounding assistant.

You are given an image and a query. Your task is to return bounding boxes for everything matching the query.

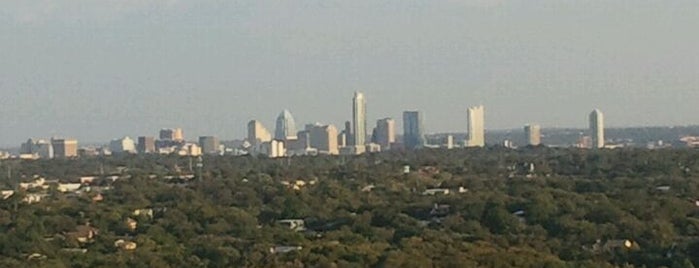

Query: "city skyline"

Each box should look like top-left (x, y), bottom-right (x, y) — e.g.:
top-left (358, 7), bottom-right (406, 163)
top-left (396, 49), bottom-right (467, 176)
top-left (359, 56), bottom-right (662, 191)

top-left (1, 1), bottom-right (698, 147)
top-left (6, 103), bottom-right (699, 149)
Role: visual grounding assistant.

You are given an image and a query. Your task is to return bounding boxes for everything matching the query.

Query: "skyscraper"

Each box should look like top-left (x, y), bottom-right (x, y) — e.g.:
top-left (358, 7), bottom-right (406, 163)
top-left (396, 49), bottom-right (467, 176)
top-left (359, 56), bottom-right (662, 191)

top-left (137, 136), bottom-right (156, 154)
top-left (466, 105), bottom-right (485, 147)
top-left (52, 138), bottom-right (78, 158)
top-left (275, 110), bottom-right (297, 140)
top-left (343, 121), bottom-right (353, 146)
top-left (160, 128), bottom-right (184, 141)
top-left (352, 92), bottom-right (367, 147)
top-left (375, 118), bottom-right (396, 150)
top-left (309, 124), bottom-right (339, 155)
top-left (403, 112), bottom-right (425, 150)
top-left (21, 139), bottom-right (53, 159)
top-left (261, 140), bottom-right (286, 158)
top-left (524, 124), bottom-right (542, 146)
top-left (248, 120), bottom-right (273, 145)
top-left (109, 136), bottom-right (136, 154)
top-left (589, 109), bottom-right (605, 149)
top-left (199, 136), bottom-right (220, 155)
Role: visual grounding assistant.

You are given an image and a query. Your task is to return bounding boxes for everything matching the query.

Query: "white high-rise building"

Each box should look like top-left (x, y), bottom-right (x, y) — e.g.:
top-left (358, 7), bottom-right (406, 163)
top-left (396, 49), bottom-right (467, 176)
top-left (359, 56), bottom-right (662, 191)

top-left (589, 109), bottom-right (605, 149)
top-left (261, 140), bottom-right (286, 158)
top-left (466, 105), bottom-right (485, 147)
top-left (352, 92), bottom-right (367, 147)
top-left (275, 110), bottom-right (297, 140)
top-left (110, 137), bottom-right (137, 154)
top-left (524, 124), bottom-right (541, 146)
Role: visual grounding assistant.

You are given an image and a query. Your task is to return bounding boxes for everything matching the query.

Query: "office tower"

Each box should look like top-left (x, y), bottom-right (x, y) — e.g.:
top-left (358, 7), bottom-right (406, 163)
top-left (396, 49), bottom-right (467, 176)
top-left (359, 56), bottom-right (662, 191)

top-left (160, 128), bottom-right (184, 141)
top-left (296, 130), bottom-right (311, 150)
top-left (199, 136), bottom-right (220, 155)
top-left (159, 129), bottom-right (173, 140)
top-left (178, 143), bottom-right (202, 156)
top-left (589, 109), bottom-right (605, 149)
top-left (524, 124), bottom-right (542, 146)
top-left (352, 91), bottom-right (367, 146)
top-left (352, 92), bottom-right (367, 146)
top-left (466, 105), bottom-right (485, 147)
top-left (109, 137), bottom-right (137, 154)
top-left (275, 110), bottom-right (297, 140)
top-left (248, 120), bottom-right (273, 145)
top-left (173, 128), bottom-right (184, 141)
top-left (402, 111), bottom-right (426, 149)
top-left (52, 138), bottom-right (78, 158)
top-left (343, 121), bottom-right (353, 146)
top-left (137, 136), bottom-right (156, 154)
top-left (309, 124), bottom-right (339, 155)
top-left (445, 135), bottom-right (454, 149)
top-left (261, 140), bottom-right (286, 158)
top-left (21, 139), bottom-right (54, 159)
top-left (370, 128), bottom-right (378, 144)
top-left (375, 118), bottom-right (396, 150)
top-left (338, 132), bottom-right (347, 148)
top-left (34, 140), bottom-right (54, 159)
top-left (20, 139), bottom-right (35, 154)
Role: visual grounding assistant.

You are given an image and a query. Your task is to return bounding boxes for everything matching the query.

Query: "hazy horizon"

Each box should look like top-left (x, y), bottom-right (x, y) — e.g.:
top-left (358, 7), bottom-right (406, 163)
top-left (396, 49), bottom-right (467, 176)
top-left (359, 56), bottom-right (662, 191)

top-left (1, 1), bottom-right (698, 147)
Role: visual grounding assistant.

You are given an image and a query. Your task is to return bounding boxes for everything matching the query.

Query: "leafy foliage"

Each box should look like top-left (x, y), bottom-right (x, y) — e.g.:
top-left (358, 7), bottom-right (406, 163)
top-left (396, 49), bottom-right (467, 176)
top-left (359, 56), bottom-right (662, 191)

top-left (0, 147), bottom-right (699, 267)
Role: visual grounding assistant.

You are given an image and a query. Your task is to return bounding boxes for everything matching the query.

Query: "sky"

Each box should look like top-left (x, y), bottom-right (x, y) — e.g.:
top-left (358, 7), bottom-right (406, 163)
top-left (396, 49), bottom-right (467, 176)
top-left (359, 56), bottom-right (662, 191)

top-left (1, 0), bottom-right (698, 146)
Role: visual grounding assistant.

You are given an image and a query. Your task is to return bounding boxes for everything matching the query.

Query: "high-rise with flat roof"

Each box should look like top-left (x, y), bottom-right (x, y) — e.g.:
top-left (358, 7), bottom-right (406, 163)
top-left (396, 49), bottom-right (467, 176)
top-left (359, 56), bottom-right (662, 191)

top-left (21, 139), bottom-right (54, 159)
top-left (352, 92), bottom-right (367, 147)
top-left (199, 136), bottom-right (220, 155)
top-left (52, 138), bottom-right (78, 158)
top-left (137, 136), bottom-right (156, 154)
top-left (524, 124), bottom-right (541, 146)
top-left (375, 118), bottom-right (396, 150)
top-left (160, 128), bottom-right (184, 141)
top-left (248, 120), bottom-right (273, 146)
top-left (309, 124), bottom-right (339, 155)
top-left (589, 109), bottom-right (605, 149)
top-left (110, 136), bottom-right (136, 154)
top-left (466, 105), bottom-right (485, 147)
top-left (403, 112), bottom-right (425, 150)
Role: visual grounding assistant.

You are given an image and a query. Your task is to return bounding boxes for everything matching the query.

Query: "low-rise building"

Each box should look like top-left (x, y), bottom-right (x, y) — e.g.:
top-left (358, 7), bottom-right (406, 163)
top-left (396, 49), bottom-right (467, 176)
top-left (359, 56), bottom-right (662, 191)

top-left (422, 189), bottom-right (450, 196)
top-left (277, 219), bottom-right (306, 232)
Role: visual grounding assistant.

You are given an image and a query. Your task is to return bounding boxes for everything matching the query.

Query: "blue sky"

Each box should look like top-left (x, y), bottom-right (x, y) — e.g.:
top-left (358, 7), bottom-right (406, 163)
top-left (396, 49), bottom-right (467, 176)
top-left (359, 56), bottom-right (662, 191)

top-left (1, 0), bottom-right (697, 145)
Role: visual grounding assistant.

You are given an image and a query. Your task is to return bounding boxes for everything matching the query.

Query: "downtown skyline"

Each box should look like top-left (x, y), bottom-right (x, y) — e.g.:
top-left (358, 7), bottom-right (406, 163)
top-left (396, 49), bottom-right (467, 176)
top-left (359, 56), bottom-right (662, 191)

top-left (4, 90), bottom-right (618, 153)
top-left (1, 92), bottom-right (696, 148)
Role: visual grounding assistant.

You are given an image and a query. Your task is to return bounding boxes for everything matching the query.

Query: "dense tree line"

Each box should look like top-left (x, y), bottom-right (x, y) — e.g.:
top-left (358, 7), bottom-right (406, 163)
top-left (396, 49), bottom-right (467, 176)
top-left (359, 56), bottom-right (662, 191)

top-left (1, 147), bottom-right (698, 267)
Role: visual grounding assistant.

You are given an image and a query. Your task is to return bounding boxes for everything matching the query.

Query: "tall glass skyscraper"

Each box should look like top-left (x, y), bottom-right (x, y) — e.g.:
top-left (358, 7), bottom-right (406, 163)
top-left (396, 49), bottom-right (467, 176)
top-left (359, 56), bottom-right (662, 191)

top-left (352, 92), bottom-right (367, 146)
top-left (403, 111), bottom-right (425, 149)
top-left (275, 110), bottom-right (297, 140)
